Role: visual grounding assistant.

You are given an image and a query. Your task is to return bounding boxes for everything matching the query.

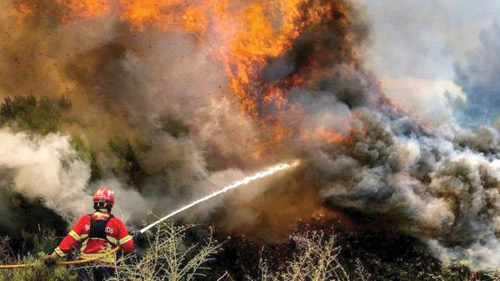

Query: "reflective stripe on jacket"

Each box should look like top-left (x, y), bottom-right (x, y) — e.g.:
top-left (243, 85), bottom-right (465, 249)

top-left (54, 211), bottom-right (134, 264)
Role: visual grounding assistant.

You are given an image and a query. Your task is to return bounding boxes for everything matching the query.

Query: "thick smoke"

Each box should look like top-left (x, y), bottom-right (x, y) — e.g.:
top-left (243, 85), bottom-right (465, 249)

top-left (0, 0), bottom-right (264, 222)
top-left (0, 128), bottom-right (149, 224)
top-left (1, 0), bottom-right (500, 270)
top-left (454, 22), bottom-right (500, 125)
top-left (308, 111), bottom-right (500, 267)
top-left (0, 129), bottom-right (91, 220)
top-left (246, 1), bottom-right (500, 267)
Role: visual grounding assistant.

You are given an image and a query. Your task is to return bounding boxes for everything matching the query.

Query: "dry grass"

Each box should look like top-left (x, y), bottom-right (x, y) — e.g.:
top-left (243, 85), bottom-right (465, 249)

top-left (112, 221), bottom-right (222, 281)
top-left (0, 237), bottom-right (9, 264)
top-left (4, 224), bottom-right (500, 281)
top-left (0, 222), bottom-right (221, 281)
top-left (256, 230), bottom-right (355, 281)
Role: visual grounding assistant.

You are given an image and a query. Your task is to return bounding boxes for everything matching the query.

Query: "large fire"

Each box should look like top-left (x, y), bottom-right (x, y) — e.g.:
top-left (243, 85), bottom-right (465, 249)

top-left (6, 0), bottom-right (500, 269)
top-left (12, 0), bottom-right (361, 148)
top-left (9, 0), bottom-right (369, 238)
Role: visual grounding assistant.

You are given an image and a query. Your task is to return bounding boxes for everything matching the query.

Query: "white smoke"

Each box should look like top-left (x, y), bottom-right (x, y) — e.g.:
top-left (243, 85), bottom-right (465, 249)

top-left (0, 126), bottom-right (280, 232)
top-left (0, 129), bottom-right (91, 220)
top-left (0, 128), bottom-right (150, 225)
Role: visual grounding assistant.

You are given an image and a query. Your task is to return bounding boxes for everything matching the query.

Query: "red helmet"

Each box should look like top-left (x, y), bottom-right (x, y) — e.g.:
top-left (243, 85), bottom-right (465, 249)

top-left (93, 187), bottom-right (115, 205)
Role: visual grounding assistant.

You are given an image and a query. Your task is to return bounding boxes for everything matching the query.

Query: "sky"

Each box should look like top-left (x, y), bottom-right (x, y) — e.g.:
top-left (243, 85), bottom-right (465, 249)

top-left (360, 0), bottom-right (500, 124)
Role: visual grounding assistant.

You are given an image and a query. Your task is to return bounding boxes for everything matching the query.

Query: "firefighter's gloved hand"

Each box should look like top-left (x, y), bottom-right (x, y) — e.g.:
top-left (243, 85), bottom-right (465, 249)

top-left (131, 231), bottom-right (142, 241)
top-left (44, 252), bottom-right (58, 267)
top-left (44, 257), bottom-right (56, 267)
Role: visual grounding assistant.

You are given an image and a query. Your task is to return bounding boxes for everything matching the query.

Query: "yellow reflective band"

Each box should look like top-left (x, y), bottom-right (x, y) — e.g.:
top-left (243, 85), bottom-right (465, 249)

top-left (80, 251), bottom-right (116, 264)
top-left (106, 236), bottom-right (118, 244)
top-left (68, 230), bottom-right (81, 241)
top-left (54, 247), bottom-right (66, 257)
top-left (80, 239), bottom-right (89, 253)
top-left (119, 235), bottom-right (132, 245)
top-left (80, 234), bottom-right (88, 240)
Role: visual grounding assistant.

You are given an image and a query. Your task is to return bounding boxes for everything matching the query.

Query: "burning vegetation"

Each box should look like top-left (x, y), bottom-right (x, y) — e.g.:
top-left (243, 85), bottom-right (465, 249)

top-left (1, 0), bottom-right (500, 279)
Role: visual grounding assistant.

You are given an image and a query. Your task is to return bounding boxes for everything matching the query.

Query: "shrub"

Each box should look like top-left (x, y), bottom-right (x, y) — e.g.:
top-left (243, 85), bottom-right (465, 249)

top-left (108, 139), bottom-right (144, 186)
top-left (0, 230), bottom-right (76, 281)
top-left (114, 221), bottom-right (221, 281)
top-left (70, 135), bottom-right (102, 181)
top-left (4, 222), bottom-right (500, 281)
top-left (0, 221), bottom-right (221, 281)
top-left (0, 95), bottom-right (71, 134)
top-left (0, 254), bottom-right (77, 281)
top-left (257, 230), bottom-right (351, 281)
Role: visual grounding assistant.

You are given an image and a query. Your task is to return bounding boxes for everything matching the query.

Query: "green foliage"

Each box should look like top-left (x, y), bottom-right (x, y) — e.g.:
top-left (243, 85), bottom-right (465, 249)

top-left (0, 95), bottom-right (71, 134)
top-left (109, 139), bottom-right (144, 186)
top-left (0, 221), bottom-right (221, 281)
top-left (70, 135), bottom-right (102, 181)
top-left (21, 229), bottom-right (60, 255)
top-left (0, 230), bottom-right (76, 281)
top-left (0, 253), bottom-right (77, 281)
top-left (0, 191), bottom-right (67, 239)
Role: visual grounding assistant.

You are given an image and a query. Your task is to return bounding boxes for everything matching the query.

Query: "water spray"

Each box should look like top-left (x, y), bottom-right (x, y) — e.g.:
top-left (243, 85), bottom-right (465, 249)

top-left (0, 160), bottom-right (301, 270)
top-left (139, 159), bottom-right (301, 234)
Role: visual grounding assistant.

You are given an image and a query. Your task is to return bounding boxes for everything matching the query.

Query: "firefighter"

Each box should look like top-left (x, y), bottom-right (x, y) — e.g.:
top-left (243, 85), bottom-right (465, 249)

top-left (45, 187), bottom-right (136, 281)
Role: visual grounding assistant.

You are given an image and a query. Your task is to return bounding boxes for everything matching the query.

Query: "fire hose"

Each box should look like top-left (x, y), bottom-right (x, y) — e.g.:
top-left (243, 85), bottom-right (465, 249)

top-left (0, 160), bottom-right (301, 270)
top-left (138, 160), bottom-right (301, 234)
top-left (0, 246), bottom-right (121, 270)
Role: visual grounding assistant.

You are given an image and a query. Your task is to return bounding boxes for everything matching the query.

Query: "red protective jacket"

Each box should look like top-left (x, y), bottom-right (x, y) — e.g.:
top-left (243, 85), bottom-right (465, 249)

top-left (54, 211), bottom-right (134, 264)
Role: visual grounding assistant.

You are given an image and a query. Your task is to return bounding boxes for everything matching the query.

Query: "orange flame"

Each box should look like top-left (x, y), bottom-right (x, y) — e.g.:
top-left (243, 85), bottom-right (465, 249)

top-left (9, 0), bottom-right (364, 237)
top-left (315, 128), bottom-right (348, 145)
top-left (12, 0), bottom-right (360, 152)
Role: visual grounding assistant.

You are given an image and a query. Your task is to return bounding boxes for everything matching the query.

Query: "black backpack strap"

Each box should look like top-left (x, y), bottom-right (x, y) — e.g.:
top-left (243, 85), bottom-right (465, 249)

top-left (85, 214), bottom-right (116, 246)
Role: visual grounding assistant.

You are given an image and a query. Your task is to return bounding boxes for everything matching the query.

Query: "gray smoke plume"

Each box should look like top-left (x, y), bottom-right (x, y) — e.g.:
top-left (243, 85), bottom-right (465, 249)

top-left (453, 22), bottom-right (500, 125)
top-left (309, 113), bottom-right (500, 268)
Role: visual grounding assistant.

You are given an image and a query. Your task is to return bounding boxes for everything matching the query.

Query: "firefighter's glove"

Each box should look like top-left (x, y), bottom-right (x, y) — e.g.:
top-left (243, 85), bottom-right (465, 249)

top-left (131, 231), bottom-right (142, 241)
top-left (44, 252), bottom-right (59, 267)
